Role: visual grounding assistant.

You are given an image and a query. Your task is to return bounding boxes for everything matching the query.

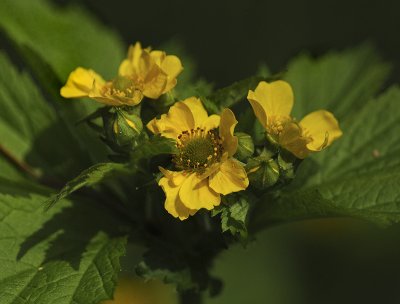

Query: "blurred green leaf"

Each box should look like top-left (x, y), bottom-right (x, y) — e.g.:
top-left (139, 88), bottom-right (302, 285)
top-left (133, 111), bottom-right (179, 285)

top-left (0, 0), bottom-right (124, 81)
top-left (0, 0), bottom-right (127, 164)
top-left (285, 44), bottom-right (390, 120)
top-left (0, 180), bottom-right (127, 304)
top-left (0, 52), bottom-right (92, 182)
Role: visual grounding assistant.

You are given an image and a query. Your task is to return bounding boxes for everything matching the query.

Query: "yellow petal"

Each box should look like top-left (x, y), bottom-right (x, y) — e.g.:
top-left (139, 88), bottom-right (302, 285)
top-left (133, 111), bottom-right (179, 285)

top-left (219, 108), bottom-right (238, 157)
top-left (247, 80), bottom-right (294, 127)
top-left (161, 55), bottom-right (183, 93)
top-left (209, 158), bottom-right (249, 195)
top-left (142, 64), bottom-right (168, 99)
top-left (179, 173), bottom-right (221, 210)
top-left (150, 50), bottom-right (166, 66)
top-left (146, 101), bottom-right (195, 138)
top-left (147, 117), bottom-right (162, 134)
top-left (118, 42), bottom-right (143, 77)
top-left (159, 171), bottom-right (197, 220)
top-left (60, 67), bottom-right (105, 98)
top-left (200, 114), bottom-right (220, 131)
top-left (182, 97), bottom-right (209, 127)
top-left (159, 167), bottom-right (186, 186)
top-left (299, 110), bottom-right (343, 151)
top-left (279, 121), bottom-right (310, 159)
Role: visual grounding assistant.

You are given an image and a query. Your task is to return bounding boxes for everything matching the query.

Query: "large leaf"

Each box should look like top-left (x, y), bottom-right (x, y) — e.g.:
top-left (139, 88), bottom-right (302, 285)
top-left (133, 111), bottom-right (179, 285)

top-left (284, 44), bottom-right (390, 120)
top-left (0, 0), bottom-right (127, 165)
top-left (253, 85), bottom-right (400, 229)
top-left (0, 52), bottom-right (91, 182)
top-left (0, 0), bottom-right (124, 81)
top-left (0, 178), bottom-right (127, 304)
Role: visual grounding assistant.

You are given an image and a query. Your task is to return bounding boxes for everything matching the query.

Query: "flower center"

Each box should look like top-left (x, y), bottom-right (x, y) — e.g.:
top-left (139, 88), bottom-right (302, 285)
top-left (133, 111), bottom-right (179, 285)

top-left (267, 115), bottom-right (290, 136)
top-left (102, 76), bottom-right (143, 99)
top-left (174, 128), bottom-right (223, 173)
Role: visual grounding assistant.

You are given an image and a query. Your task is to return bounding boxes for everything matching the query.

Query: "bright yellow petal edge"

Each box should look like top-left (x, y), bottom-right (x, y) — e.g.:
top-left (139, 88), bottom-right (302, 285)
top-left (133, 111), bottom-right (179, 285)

top-left (60, 67), bottom-right (105, 98)
top-left (150, 99), bottom-right (249, 220)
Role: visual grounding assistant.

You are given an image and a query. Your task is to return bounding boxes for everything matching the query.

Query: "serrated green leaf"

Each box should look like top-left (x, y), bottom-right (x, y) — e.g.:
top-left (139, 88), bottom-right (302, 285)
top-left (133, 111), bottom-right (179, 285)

top-left (284, 44), bottom-right (390, 120)
top-left (45, 163), bottom-right (128, 210)
top-left (0, 180), bottom-right (127, 304)
top-left (253, 85), bottom-right (400, 229)
top-left (215, 197), bottom-right (250, 239)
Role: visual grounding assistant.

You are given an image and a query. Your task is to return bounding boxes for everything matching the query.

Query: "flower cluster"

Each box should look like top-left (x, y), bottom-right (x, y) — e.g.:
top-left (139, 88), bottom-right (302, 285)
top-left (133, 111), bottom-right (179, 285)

top-left (61, 42), bottom-right (183, 106)
top-left (61, 42), bottom-right (342, 221)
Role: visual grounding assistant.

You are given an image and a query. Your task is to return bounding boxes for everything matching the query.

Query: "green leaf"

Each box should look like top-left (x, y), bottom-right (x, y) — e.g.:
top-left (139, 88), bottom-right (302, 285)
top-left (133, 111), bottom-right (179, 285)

top-left (253, 86), bottom-right (400, 229)
top-left (45, 163), bottom-right (128, 210)
top-left (136, 261), bottom-right (196, 292)
top-left (0, 180), bottom-right (127, 304)
top-left (0, 0), bottom-right (126, 165)
top-left (0, 51), bottom-right (92, 182)
top-left (130, 136), bottom-right (178, 164)
top-left (0, 0), bottom-right (124, 81)
top-left (205, 76), bottom-right (268, 113)
top-left (214, 196), bottom-right (250, 239)
top-left (284, 44), bottom-right (390, 120)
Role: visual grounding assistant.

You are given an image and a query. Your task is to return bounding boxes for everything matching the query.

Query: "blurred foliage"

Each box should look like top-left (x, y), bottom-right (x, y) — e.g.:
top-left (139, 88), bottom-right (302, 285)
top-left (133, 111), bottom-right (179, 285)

top-left (0, 0), bottom-right (400, 303)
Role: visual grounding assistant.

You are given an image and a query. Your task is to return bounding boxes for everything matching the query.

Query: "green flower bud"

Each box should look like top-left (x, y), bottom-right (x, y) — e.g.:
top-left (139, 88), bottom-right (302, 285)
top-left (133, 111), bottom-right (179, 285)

top-left (246, 157), bottom-right (280, 190)
top-left (235, 132), bottom-right (254, 161)
top-left (277, 152), bottom-right (298, 181)
top-left (103, 108), bottom-right (143, 153)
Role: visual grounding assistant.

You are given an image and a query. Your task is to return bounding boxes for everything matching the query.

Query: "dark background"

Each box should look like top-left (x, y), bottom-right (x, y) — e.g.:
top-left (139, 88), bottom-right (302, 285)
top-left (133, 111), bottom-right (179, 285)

top-left (54, 0), bottom-right (400, 303)
top-left (58, 0), bottom-right (400, 87)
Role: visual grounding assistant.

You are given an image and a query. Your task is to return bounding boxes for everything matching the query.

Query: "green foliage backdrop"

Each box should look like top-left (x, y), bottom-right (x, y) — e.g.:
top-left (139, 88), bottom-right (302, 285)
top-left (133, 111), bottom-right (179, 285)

top-left (0, 0), bottom-right (400, 303)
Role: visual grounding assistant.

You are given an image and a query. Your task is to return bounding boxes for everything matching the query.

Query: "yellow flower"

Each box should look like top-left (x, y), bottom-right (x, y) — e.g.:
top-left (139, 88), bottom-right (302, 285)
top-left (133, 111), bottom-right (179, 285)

top-left (247, 80), bottom-right (343, 158)
top-left (60, 42), bottom-right (183, 106)
top-left (147, 97), bottom-right (249, 220)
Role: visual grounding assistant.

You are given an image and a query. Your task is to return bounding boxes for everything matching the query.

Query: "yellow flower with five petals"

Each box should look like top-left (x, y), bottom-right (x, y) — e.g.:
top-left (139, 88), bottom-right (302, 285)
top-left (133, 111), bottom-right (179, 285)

top-left (147, 97), bottom-right (249, 220)
top-left (60, 42), bottom-right (183, 106)
top-left (247, 80), bottom-right (343, 159)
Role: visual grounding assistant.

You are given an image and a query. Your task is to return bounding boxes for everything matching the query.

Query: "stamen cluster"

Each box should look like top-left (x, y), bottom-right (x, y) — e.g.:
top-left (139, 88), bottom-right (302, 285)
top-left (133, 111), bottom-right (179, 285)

top-left (102, 76), bottom-right (143, 99)
top-left (173, 127), bottom-right (223, 173)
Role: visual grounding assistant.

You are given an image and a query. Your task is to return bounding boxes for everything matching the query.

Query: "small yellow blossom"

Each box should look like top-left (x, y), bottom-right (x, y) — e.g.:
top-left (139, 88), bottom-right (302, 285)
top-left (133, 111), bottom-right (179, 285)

top-left (147, 97), bottom-right (249, 220)
top-left (60, 42), bottom-right (183, 106)
top-left (247, 80), bottom-right (342, 158)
